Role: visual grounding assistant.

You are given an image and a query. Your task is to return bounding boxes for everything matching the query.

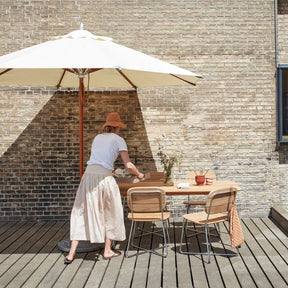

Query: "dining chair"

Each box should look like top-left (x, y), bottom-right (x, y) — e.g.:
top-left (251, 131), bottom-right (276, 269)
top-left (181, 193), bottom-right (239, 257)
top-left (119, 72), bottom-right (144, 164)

top-left (184, 171), bottom-right (217, 213)
top-left (125, 187), bottom-right (170, 258)
top-left (180, 186), bottom-right (239, 263)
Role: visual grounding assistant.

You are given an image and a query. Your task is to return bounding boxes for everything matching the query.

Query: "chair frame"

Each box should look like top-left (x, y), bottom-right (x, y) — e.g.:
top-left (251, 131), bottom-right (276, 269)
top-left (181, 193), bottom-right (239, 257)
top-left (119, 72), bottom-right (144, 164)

top-left (125, 187), bottom-right (170, 258)
top-left (180, 187), bottom-right (239, 263)
top-left (184, 171), bottom-right (218, 236)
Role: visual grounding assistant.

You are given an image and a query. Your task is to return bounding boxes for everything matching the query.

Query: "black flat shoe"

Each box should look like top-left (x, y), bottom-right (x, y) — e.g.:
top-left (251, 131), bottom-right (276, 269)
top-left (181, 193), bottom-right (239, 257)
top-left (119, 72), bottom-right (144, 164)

top-left (64, 256), bottom-right (74, 264)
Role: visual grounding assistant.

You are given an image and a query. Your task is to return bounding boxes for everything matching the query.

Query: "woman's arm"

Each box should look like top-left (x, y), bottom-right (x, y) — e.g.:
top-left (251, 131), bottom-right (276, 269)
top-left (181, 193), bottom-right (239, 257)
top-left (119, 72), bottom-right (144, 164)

top-left (119, 151), bottom-right (144, 179)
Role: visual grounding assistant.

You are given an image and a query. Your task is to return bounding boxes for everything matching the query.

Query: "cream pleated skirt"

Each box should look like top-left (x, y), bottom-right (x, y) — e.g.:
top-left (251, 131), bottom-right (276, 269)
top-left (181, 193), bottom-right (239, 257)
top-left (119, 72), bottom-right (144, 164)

top-left (70, 164), bottom-right (125, 243)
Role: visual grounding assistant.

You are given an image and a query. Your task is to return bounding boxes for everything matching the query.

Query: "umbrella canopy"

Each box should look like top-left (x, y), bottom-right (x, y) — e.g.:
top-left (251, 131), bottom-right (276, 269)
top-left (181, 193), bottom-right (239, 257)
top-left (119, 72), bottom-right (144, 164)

top-left (0, 27), bottom-right (202, 179)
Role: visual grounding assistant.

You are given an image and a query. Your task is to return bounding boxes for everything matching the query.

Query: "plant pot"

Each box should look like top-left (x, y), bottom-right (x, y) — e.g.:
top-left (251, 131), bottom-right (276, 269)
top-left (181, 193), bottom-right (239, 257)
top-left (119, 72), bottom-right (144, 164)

top-left (164, 171), bottom-right (174, 186)
top-left (164, 179), bottom-right (174, 186)
top-left (195, 175), bottom-right (205, 186)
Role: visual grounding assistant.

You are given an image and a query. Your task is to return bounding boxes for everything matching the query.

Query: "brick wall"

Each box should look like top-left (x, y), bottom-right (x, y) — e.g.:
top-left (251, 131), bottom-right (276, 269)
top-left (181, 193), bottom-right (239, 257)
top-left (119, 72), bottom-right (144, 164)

top-left (0, 0), bottom-right (287, 220)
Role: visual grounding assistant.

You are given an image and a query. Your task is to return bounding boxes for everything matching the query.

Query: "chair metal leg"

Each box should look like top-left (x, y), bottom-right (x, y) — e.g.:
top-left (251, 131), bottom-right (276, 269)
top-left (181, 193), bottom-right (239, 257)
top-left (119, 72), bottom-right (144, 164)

top-left (185, 204), bottom-right (220, 237)
top-left (164, 220), bottom-right (170, 244)
top-left (180, 219), bottom-right (187, 254)
top-left (136, 223), bottom-right (166, 239)
top-left (126, 220), bottom-right (170, 258)
top-left (131, 220), bottom-right (139, 248)
top-left (187, 221), bottom-right (219, 238)
top-left (125, 220), bottom-right (135, 257)
top-left (162, 221), bottom-right (168, 257)
top-left (180, 219), bottom-right (213, 263)
top-left (204, 224), bottom-right (211, 263)
top-left (180, 220), bottom-right (239, 263)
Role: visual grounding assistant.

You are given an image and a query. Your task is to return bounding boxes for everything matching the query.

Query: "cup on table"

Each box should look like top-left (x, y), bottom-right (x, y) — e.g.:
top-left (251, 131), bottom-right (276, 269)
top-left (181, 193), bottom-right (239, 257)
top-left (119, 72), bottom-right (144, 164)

top-left (206, 177), bottom-right (213, 185)
top-left (195, 175), bottom-right (205, 185)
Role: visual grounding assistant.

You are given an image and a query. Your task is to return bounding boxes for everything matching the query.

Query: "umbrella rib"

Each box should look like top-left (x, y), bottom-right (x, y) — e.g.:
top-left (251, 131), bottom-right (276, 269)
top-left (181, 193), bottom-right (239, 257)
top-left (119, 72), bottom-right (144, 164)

top-left (0, 68), bottom-right (12, 76)
top-left (116, 69), bottom-right (137, 89)
top-left (57, 70), bottom-right (67, 88)
top-left (170, 74), bottom-right (198, 86)
top-left (57, 68), bottom-right (102, 89)
top-left (87, 68), bottom-right (102, 74)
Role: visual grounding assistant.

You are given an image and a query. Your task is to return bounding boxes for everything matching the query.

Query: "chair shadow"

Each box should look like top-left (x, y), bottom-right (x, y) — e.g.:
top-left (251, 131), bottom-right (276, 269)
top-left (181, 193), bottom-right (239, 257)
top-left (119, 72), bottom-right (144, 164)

top-left (170, 222), bottom-right (238, 260)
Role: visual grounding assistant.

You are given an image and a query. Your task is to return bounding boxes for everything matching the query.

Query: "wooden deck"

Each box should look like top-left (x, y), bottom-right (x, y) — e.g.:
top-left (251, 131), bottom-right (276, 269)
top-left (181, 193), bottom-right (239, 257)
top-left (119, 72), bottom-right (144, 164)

top-left (0, 218), bottom-right (287, 288)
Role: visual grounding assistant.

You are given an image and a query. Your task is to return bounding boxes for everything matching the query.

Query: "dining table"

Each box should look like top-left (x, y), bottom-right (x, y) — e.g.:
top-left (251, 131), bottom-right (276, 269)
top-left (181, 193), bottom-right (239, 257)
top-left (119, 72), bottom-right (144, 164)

top-left (118, 180), bottom-right (241, 196)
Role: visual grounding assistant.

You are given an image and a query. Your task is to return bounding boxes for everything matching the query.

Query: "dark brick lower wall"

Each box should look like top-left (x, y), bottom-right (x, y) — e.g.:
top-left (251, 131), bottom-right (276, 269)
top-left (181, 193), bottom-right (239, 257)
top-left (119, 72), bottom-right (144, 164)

top-left (0, 90), bottom-right (156, 220)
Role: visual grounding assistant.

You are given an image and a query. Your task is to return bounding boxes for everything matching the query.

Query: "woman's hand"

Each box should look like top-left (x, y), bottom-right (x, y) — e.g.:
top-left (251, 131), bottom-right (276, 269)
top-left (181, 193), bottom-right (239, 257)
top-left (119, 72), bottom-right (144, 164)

top-left (137, 173), bottom-right (145, 181)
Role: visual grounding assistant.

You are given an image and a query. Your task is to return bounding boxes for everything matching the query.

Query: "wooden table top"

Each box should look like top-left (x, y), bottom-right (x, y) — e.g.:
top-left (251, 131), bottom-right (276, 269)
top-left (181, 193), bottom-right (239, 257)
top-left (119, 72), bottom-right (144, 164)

top-left (119, 180), bottom-right (241, 196)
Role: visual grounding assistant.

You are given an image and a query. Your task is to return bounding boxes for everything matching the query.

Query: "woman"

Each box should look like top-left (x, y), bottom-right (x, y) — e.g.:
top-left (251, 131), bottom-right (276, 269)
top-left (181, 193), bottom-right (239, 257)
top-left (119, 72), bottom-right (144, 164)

top-left (65, 112), bottom-right (144, 264)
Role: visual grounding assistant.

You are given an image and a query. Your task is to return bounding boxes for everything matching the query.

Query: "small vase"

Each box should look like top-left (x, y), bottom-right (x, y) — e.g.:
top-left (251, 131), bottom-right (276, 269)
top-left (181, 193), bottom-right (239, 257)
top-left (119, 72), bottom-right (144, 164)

top-left (164, 170), bottom-right (174, 186)
top-left (164, 178), bottom-right (174, 186)
top-left (195, 175), bottom-right (205, 186)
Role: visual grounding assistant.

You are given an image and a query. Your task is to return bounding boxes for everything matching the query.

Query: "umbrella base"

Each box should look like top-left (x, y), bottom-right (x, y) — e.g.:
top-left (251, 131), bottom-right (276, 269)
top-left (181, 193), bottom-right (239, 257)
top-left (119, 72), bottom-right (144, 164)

top-left (57, 238), bottom-right (104, 252)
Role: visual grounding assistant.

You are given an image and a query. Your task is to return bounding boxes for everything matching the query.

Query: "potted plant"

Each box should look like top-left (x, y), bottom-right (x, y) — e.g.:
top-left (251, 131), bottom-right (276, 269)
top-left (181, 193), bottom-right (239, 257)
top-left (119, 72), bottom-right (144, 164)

top-left (157, 139), bottom-right (180, 186)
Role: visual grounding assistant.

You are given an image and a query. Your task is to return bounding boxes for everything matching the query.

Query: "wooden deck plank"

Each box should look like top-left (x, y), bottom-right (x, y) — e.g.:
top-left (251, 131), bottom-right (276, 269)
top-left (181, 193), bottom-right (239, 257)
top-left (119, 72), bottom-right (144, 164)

top-left (37, 251), bottom-right (71, 288)
top-left (242, 218), bottom-right (287, 288)
top-left (83, 250), bottom-right (110, 288)
top-left (260, 218), bottom-right (288, 259)
top-left (20, 224), bottom-right (70, 288)
top-left (249, 218), bottom-right (288, 285)
top-left (183, 224), bottom-right (208, 288)
top-left (0, 222), bottom-right (45, 273)
top-left (68, 252), bottom-right (97, 288)
top-left (212, 223), bottom-right (242, 288)
top-left (0, 222), bottom-right (18, 237)
top-left (0, 221), bottom-right (36, 255)
top-left (99, 251), bottom-right (125, 287)
top-left (0, 221), bottom-right (56, 286)
top-left (145, 222), bottom-right (164, 288)
top-left (0, 221), bottom-right (8, 229)
top-left (262, 218), bottom-right (288, 244)
top-left (171, 223), bottom-right (194, 288)
top-left (146, 248), bottom-right (163, 288)
top-left (130, 223), bottom-right (154, 288)
top-left (56, 258), bottom-right (86, 288)
top-left (0, 222), bottom-right (24, 239)
top-left (182, 223), bottom-right (225, 287)
top-left (22, 252), bottom-right (64, 288)
top-left (237, 219), bottom-right (273, 287)
top-left (114, 252), bottom-right (137, 288)
top-left (162, 222), bottom-right (178, 288)
top-left (0, 218), bottom-right (286, 288)
top-left (114, 222), bottom-right (137, 287)
top-left (5, 221), bottom-right (68, 288)
top-left (222, 221), bottom-right (257, 288)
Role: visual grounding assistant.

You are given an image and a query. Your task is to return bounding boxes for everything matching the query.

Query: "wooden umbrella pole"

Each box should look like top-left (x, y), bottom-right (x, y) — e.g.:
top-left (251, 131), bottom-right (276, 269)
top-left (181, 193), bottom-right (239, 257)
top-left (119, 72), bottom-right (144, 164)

top-left (79, 77), bottom-right (84, 181)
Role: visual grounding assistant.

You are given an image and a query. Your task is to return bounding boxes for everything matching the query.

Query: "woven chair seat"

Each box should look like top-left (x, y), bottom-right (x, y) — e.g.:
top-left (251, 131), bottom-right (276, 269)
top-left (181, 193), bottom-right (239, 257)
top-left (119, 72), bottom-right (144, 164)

top-left (128, 211), bottom-right (170, 222)
top-left (182, 211), bottom-right (228, 225)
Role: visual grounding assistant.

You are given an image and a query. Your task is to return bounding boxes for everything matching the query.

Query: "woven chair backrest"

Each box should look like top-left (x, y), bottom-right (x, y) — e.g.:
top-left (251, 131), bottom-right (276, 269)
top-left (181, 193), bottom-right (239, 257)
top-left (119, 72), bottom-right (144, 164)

top-left (205, 187), bottom-right (237, 215)
top-left (127, 187), bottom-right (166, 213)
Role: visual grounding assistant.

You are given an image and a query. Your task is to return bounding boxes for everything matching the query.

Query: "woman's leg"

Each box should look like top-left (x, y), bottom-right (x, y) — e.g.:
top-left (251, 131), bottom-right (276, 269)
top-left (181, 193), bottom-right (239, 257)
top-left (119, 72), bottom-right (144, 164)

top-left (66, 240), bottom-right (79, 261)
top-left (103, 237), bottom-right (120, 258)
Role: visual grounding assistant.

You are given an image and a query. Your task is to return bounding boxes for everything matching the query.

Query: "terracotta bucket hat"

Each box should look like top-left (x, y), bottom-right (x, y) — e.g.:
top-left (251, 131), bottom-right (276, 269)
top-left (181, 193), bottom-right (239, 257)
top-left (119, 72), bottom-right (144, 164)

top-left (102, 112), bottom-right (126, 128)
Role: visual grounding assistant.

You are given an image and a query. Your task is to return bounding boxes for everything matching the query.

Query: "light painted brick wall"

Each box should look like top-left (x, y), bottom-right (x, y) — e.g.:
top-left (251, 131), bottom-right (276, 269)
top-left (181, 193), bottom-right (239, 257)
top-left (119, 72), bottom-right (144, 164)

top-left (0, 0), bottom-right (287, 220)
top-left (278, 15), bottom-right (288, 63)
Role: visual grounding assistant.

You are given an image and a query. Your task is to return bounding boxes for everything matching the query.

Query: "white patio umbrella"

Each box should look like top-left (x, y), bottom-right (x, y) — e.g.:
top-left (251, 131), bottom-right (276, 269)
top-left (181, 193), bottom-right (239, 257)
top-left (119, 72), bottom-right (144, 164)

top-left (0, 26), bottom-right (202, 179)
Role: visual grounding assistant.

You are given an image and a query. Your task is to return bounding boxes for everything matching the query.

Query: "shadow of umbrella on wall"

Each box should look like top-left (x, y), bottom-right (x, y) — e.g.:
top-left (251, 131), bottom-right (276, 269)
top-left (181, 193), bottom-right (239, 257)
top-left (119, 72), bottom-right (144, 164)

top-left (0, 25), bottom-right (202, 181)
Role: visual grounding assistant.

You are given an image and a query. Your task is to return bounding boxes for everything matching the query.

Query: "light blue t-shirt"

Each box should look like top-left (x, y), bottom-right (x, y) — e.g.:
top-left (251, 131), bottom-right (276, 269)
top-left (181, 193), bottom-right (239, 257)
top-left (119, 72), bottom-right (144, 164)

top-left (87, 133), bottom-right (128, 170)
